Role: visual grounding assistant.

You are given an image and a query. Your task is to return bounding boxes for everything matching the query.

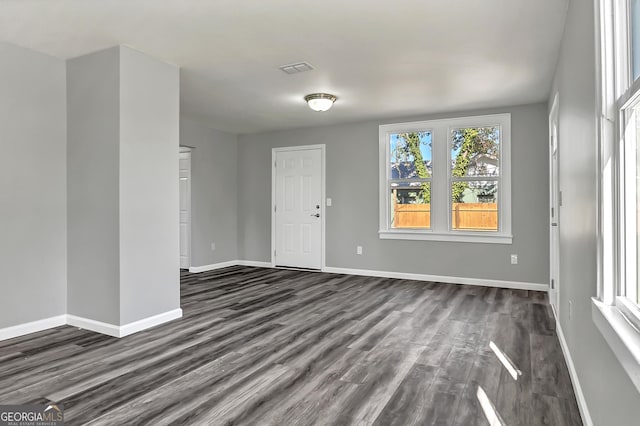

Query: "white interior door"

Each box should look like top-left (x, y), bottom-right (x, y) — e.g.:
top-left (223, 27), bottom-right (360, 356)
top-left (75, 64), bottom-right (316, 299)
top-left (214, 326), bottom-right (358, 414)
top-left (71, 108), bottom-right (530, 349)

top-left (273, 147), bottom-right (323, 269)
top-left (549, 96), bottom-right (560, 312)
top-left (179, 149), bottom-right (191, 269)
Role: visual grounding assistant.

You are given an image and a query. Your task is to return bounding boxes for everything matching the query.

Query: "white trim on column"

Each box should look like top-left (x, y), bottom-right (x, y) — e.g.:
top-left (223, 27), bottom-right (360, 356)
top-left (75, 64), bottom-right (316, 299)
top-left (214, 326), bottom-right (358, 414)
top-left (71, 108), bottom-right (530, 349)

top-left (67, 308), bottom-right (183, 338)
top-left (0, 315), bottom-right (66, 341)
top-left (0, 309), bottom-right (183, 341)
top-left (66, 314), bottom-right (121, 337)
top-left (322, 266), bottom-right (547, 291)
top-left (119, 308), bottom-right (183, 337)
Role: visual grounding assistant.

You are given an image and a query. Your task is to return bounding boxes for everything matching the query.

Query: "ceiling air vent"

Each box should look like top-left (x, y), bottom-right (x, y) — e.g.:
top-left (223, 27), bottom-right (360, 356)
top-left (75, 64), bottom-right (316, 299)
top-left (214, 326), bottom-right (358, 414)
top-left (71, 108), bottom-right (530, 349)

top-left (279, 62), bottom-right (314, 75)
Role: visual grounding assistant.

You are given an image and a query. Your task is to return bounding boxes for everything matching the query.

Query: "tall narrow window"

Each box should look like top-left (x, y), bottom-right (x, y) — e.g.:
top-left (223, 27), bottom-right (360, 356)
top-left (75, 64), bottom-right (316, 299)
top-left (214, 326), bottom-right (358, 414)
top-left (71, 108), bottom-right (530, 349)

top-left (608, 0), bottom-right (640, 322)
top-left (389, 131), bottom-right (432, 229)
top-left (622, 100), bottom-right (640, 307)
top-left (595, 0), bottom-right (640, 362)
top-left (592, 0), bottom-right (640, 394)
top-left (632, 0), bottom-right (640, 80)
top-left (628, 0), bottom-right (640, 309)
top-left (450, 126), bottom-right (501, 232)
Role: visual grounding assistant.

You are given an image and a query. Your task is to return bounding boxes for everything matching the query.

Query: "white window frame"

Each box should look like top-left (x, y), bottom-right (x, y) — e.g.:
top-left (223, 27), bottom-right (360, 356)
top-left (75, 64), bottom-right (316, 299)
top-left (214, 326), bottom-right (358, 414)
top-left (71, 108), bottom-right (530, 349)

top-left (378, 113), bottom-right (512, 244)
top-left (594, 0), bottom-right (640, 393)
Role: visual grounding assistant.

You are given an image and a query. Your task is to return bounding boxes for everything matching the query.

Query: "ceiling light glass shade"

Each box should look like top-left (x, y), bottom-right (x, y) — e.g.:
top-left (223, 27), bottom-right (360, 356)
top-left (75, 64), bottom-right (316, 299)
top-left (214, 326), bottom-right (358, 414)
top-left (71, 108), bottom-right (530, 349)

top-left (304, 93), bottom-right (337, 112)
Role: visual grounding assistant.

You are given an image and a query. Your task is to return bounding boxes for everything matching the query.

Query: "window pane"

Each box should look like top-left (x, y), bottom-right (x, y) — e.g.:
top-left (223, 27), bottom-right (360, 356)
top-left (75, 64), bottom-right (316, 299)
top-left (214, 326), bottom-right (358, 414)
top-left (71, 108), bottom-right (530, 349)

top-left (451, 180), bottom-right (498, 231)
top-left (623, 102), bottom-right (640, 306)
top-left (637, 114), bottom-right (640, 304)
top-left (390, 131), bottom-right (432, 179)
top-left (632, 102), bottom-right (640, 305)
top-left (451, 127), bottom-right (500, 177)
top-left (391, 182), bottom-right (430, 229)
top-left (633, 0), bottom-right (640, 81)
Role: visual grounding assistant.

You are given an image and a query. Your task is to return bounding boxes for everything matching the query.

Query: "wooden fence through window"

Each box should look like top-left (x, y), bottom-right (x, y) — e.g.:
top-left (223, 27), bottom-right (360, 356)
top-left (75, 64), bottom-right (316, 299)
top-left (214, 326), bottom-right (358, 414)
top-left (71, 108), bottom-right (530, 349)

top-left (393, 203), bottom-right (498, 230)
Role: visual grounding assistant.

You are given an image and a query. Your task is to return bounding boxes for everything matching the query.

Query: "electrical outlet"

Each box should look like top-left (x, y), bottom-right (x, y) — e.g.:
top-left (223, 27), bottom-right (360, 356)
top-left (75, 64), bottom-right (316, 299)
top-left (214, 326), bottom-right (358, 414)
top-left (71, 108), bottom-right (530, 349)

top-left (211, 242), bottom-right (216, 251)
top-left (569, 300), bottom-right (572, 320)
top-left (356, 246), bottom-right (363, 255)
top-left (510, 254), bottom-right (518, 265)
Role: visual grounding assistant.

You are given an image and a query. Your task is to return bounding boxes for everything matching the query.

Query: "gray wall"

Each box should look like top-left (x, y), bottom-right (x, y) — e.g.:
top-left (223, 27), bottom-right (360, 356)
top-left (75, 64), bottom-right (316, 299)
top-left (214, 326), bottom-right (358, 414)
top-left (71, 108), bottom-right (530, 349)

top-left (238, 103), bottom-right (549, 284)
top-left (180, 118), bottom-right (238, 267)
top-left (0, 42), bottom-right (67, 328)
top-left (551, 0), bottom-right (640, 424)
top-left (67, 47), bottom-right (121, 324)
top-left (119, 46), bottom-right (180, 324)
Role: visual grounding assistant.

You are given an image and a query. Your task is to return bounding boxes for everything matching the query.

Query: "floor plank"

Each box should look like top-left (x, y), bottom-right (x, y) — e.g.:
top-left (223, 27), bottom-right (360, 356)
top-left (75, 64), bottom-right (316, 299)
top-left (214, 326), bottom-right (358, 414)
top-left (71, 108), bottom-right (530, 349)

top-left (0, 267), bottom-right (582, 425)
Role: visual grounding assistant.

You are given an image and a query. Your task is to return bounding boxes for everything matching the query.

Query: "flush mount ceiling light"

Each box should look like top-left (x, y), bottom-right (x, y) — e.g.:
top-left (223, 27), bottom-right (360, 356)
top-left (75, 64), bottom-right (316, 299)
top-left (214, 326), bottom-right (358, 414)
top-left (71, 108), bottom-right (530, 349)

top-left (304, 93), bottom-right (337, 112)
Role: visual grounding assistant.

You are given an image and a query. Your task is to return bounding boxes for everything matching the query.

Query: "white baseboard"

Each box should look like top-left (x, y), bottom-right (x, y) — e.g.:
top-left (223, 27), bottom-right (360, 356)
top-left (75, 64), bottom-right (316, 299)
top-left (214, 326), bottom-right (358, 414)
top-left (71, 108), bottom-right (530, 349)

top-left (189, 260), bottom-right (273, 273)
top-left (66, 314), bottom-right (121, 337)
top-left (322, 266), bottom-right (548, 292)
top-left (552, 306), bottom-right (593, 426)
top-left (237, 260), bottom-right (273, 268)
top-left (119, 308), bottom-right (182, 337)
top-left (189, 260), bottom-right (239, 273)
top-left (0, 315), bottom-right (66, 342)
top-left (67, 308), bottom-right (183, 338)
top-left (188, 261), bottom-right (545, 291)
top-left (1, 309), bottom-right (183, 341)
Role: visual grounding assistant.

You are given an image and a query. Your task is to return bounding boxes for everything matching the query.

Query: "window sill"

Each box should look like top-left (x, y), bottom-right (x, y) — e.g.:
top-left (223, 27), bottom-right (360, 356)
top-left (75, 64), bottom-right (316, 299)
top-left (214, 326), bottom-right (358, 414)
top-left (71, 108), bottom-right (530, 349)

top-left (378, 230), bottom-right (513, 244)
top-left (592, 298), bottom-right (640, 393)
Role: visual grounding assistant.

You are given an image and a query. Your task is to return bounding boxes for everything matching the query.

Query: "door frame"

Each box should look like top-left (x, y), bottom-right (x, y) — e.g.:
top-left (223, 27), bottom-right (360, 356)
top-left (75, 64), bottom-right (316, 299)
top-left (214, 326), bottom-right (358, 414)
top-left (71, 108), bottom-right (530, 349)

top-left (549, 93), bottom-right (560, 313)
top-left (271, 144), bottom-right (326, 270)
top-left (179, 146), bottom-right (192, 270)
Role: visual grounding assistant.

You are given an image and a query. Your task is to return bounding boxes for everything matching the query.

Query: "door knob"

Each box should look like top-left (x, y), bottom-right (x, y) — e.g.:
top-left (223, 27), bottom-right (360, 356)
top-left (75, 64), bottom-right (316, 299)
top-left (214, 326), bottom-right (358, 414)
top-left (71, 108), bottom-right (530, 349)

top-left (311, 213), bottom-right (320, 218)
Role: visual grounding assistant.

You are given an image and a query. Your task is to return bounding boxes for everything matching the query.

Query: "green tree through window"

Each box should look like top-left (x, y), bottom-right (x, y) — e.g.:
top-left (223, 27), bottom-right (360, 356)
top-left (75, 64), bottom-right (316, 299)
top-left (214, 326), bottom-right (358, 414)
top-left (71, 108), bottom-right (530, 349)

top-left (394, 132), bottom-right (431, 202)
top-left (451, 127), bottom-right (499, 201)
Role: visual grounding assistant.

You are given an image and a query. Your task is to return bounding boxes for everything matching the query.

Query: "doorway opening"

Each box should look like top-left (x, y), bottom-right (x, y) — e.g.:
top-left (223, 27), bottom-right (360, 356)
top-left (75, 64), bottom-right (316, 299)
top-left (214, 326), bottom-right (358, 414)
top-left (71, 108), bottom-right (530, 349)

top-left (179, 146), bottom-right (192, 270)
top-left (549, 94), bottom-right (560, 313)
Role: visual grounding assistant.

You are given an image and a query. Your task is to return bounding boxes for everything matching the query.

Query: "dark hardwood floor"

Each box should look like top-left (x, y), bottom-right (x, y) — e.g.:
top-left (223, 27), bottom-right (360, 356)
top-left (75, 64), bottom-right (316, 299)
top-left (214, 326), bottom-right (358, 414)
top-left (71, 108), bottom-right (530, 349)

top-left (0, 266), bottom-right (582, 425)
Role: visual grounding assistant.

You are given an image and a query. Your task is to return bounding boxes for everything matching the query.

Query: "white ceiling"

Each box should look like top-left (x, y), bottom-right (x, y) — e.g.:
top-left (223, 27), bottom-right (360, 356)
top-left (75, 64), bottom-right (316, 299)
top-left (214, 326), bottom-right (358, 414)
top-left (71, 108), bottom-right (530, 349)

top-left (0, 0), bottom-right (569, 134)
